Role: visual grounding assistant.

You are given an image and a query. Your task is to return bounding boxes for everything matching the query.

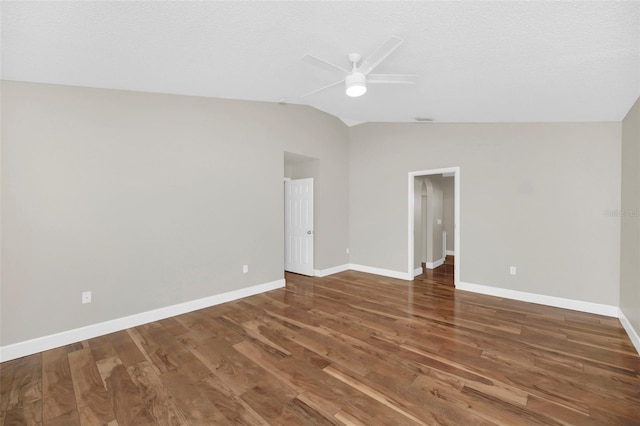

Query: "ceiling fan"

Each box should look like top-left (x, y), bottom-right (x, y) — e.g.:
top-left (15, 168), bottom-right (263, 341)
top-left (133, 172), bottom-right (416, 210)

top-left (301, 35), bottom-right (417, 98)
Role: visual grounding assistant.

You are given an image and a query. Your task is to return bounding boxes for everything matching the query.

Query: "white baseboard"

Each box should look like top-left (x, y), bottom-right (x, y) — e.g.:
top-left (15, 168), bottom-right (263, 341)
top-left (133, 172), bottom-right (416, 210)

top-left (0, 278), bottom-right (285, 363)
top-left (618, 308), bottom-right (640, 355)
top-left (349, 264), bottom-right (411, 281)
top-left (446, 250), bottom-right (455, 256)
top-left (414, 267), bottom-right (423, 277)
top-left (314, 264), bottom-right (350, 277)
top-left (457, 281), bottom-right (619, 317)
top-left (425, 258), bottom-right (445, 270)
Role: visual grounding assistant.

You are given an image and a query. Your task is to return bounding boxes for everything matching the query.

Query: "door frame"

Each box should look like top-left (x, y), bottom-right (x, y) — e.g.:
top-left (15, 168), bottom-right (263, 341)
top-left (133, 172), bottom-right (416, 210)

top-left (407, 167), bottom-right (460, 287)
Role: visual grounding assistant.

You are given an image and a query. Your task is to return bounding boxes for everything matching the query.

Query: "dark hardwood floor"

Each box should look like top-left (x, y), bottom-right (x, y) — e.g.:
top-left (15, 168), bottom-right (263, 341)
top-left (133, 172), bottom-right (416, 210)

top-left (421, 255), bottom-right (455, 287)
top-left (2, 261), bottom-right (639, 425)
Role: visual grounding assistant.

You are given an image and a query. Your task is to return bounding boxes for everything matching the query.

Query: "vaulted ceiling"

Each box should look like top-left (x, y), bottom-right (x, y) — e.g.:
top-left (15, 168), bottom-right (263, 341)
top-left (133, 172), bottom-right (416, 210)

top-left (2, 1), bottom-right (639, 125)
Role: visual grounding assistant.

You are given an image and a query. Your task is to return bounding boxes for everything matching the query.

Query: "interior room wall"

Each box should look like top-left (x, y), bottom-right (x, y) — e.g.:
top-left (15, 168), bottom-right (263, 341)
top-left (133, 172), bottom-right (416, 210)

top-left (349, 122), bottom-right (621, 306)
top-left (284, 152), bottom-right (318, 180)
top-left (1, 81), bottom-right (349, 347)
top-left (443, 177), bottom-right (455, 253)
top-left (284, 163), bottom-right (294, 179)
top-left (620, 96), bottom-right (640, 338)
top-left (285, 157), bottom-right (319, 181)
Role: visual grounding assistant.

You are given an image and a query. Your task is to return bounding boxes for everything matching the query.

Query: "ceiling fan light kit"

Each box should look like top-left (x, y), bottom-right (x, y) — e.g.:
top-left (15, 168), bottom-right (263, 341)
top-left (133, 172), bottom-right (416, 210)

top-left (345, 73), bottom-right (367, 97)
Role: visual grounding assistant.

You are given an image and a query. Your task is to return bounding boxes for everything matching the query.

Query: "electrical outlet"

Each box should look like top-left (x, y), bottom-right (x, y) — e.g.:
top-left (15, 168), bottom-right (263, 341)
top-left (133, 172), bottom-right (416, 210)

top-left (82, 291), bottom-right (92, 304)
top-left (510, 266), bottom-right (517, 275)
top-left (346, 248), bottom-right (350, 254)
top-left (243, 265), bottom-right (249, 274)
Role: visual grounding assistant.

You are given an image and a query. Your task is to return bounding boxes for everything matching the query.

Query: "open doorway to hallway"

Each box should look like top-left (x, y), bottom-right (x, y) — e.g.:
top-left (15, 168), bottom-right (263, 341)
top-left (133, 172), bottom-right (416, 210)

top-left (408, 168), bottom-right (460, 287)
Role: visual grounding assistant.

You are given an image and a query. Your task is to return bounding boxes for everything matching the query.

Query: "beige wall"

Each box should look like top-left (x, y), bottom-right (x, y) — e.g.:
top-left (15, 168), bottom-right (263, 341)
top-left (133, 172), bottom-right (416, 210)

top-left (349, 122), bottom-right (621, 305)
top-left (1, 81), bottom-right (349, 346)
top-left (1, 79), bottom-right (631, 348)
top-left (443, 177), bottom-right (455, 252)
top-left (620, 96), bottom-right (640, 335)
top-left (284, 152), bottom-right (317, 180)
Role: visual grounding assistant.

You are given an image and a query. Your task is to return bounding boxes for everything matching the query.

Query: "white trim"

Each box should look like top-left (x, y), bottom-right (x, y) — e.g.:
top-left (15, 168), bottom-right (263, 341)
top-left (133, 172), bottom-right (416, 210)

top-left (446, 250), bottom-right (455, 256)
top-left (408, 167), bottom-right (460, 288)
top-left (349, 264), bottom-right (411, 281)
top-left (457, 281), bottom-right (618, 317)
top-left (0, 279), bottom-right (285, 362)
top-left (314, 264), bottom-right (350, 277)
top-left (414, 267), bottom-right (423, 277)
top-left (425, 258), bottom-right (445, 270)
top-left (618, 308), bottom-right (640, 355)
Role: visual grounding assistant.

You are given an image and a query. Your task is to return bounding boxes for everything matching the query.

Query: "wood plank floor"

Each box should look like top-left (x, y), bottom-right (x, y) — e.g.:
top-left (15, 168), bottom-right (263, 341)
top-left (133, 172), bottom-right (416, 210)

top-left (2, 263), bottom-right (639, 425)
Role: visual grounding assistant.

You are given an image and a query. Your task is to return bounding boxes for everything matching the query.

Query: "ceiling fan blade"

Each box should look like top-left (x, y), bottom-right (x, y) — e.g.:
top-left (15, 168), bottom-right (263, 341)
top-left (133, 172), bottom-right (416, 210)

top-left (301, 79), bottom-right (345, 98)
top-left (301, 54), bottom-right (350, 74)
top-left (358, 35), bottom-right (403, 75)
top-left (367, 74), bottom-right (418, 84)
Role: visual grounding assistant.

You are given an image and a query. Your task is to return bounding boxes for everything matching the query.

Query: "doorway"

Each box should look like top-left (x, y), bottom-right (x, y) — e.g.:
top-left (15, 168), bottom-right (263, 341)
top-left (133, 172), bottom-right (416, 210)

top-left (408, 168), bottom-right (460, 287)
top-left (284, 152), bottom-right (318, 276)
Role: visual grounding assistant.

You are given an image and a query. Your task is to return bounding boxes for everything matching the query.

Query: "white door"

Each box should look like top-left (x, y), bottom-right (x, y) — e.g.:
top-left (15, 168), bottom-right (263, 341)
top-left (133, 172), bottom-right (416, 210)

top-left (284, 178), bottom-right (314, 276)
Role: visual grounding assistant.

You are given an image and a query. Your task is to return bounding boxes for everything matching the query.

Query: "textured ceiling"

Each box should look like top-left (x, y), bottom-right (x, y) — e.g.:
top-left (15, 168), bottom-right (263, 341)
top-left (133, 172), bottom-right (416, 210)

top-left (2, 1), bottom-right (639, 125)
